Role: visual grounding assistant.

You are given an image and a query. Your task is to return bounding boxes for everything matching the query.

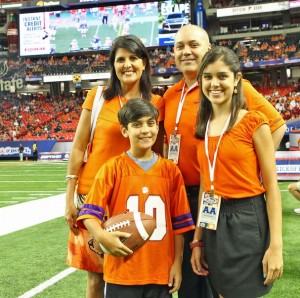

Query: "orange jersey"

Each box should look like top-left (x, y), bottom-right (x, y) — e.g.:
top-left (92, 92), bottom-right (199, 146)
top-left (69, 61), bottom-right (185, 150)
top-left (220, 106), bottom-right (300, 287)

top-left (78, 87), bottom-right (164, 194)
top-left (197, 111), bottom-right (267, 198)
top-left (77, 153), bottom-right (195, 285)
top-left (163, 78), bottom-right (285, 186)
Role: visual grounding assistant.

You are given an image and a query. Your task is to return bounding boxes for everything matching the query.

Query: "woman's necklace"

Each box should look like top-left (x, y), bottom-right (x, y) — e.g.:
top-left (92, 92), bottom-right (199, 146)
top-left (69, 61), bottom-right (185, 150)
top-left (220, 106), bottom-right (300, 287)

top-left (118, 94), bottom-right (143, 107)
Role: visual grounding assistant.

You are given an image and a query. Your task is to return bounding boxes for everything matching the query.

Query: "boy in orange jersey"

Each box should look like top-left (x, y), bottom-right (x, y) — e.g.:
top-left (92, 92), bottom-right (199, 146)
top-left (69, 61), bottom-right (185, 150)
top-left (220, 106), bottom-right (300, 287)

top-left (77, 99), bottom-right (195, 298)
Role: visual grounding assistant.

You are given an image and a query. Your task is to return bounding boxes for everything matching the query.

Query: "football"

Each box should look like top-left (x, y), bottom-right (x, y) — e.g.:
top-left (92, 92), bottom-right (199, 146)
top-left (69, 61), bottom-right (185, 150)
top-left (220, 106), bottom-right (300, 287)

top-left (100, 211), bottom-right (156, 253)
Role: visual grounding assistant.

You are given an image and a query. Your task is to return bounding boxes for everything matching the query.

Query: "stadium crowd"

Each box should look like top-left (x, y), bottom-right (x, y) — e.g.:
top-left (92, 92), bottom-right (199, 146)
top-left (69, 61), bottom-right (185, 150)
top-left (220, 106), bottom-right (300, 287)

top-left (0, 92), bottom-right (83, 141)
top-left (215, 34), bottom-right (300, 62)
top-left (1, 33), bottom-right (300, 142)
top-left (1, 81), bottom-right (299, 142)
top-left (255, 84), bottom-right (300, 121)
top-left (1, 34), bottom-right (299, 80)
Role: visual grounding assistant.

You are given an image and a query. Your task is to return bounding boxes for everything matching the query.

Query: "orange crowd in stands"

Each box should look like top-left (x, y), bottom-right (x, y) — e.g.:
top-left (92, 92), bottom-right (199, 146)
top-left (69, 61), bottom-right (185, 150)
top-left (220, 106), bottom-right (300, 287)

top-left (1, 83), bottom-right (299, 142)
top-left (0, 93), bottom-right (83, 142)
top-left (216, 34), bottom-right (300, 62)
top-left (254, 83), bottom-right (300, 121)
top-left (1, 34), bottom-right (298, 80)
top-left (3, 48), bottom-right (175, 80)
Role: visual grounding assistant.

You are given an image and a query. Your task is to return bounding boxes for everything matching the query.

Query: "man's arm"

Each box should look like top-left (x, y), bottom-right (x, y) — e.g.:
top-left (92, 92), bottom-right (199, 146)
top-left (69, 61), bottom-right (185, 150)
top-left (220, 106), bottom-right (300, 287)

top-left (242, 79), bottom-right (286, 149)
top-left (272, 124), bottom-right (287, 150)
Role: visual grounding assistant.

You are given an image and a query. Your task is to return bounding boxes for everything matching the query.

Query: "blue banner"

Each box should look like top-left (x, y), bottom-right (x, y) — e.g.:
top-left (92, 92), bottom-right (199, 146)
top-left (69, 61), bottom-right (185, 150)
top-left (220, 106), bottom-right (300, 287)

top-left (241, 56), bottom-right (300, 69)
top-left (0, 140), bottom-right (56, 158)
top-left (286, 118), bottom-right (300, 136)
top-left (276, 151), bottom-right (300, 180)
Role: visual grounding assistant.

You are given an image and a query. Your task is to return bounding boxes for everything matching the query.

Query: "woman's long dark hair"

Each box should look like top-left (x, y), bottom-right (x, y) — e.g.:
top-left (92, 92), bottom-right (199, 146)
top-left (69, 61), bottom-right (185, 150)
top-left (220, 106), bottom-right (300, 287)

top-left (103, 35), bottom-right (152, 101)
top-left (195, 46), bottom-right (245, 139)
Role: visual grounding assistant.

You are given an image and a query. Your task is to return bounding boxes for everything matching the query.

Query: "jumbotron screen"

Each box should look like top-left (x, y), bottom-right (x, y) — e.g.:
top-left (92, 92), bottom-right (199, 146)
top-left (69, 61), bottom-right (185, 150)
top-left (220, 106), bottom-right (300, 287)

top-left (19, 0), bottom-right (191, 56)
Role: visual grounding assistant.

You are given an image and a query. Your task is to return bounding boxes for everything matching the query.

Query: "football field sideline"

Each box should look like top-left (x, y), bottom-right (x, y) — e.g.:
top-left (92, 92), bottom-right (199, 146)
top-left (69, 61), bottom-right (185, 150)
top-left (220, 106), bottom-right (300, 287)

top-left (0, 193), bottom-right (66, 236)
top-left (0, 187), bottom-right (297, 297)
top-left (0, 193), bottom-right (78, 297)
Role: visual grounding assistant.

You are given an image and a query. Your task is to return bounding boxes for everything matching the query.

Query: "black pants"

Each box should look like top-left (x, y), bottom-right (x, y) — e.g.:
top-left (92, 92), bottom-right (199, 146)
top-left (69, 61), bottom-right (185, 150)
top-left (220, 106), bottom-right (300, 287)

top-left (33, 151), bottom-right (38, 161)
top-left (105, 283), bottom-right (172, 298)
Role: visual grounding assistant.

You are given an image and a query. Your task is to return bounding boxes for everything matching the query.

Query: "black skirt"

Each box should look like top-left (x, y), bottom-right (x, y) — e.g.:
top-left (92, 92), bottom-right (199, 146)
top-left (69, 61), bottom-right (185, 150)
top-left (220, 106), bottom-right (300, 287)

top-left (204, 194), bottom-right (272, 298)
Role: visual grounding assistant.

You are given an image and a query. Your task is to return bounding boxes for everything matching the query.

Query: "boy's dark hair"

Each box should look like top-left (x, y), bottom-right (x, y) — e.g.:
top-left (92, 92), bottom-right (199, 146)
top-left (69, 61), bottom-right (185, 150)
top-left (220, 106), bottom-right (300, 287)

top-left (118, 99), bottom-right (159, 129)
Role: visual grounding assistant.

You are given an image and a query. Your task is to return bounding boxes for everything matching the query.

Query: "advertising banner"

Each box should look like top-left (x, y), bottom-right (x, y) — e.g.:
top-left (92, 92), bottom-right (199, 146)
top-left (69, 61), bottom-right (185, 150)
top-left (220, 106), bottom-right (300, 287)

top-left (0, 140), bottom-right (56, 158)
top-left (39, 151), bottom-right (70, 161)
top-left (217, 1), bottom-right (288, 17)
top-left (276, 151), bottom-right (300, 180)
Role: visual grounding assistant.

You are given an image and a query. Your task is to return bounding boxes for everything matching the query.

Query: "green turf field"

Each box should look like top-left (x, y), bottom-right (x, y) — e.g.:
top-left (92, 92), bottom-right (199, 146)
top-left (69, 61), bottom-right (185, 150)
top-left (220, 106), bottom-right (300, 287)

top-left (0, 162), bottom-right (299, 297)
top-left (0, 161), bottom-right (67, 208)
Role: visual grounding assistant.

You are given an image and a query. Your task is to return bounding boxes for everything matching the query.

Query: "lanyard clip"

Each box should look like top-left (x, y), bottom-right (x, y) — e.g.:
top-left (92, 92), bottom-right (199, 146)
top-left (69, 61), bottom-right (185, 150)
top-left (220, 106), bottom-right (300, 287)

top-left (210, 185), bottom-right (214, 197)
top-left (173, 126), bottom-right (178, 136)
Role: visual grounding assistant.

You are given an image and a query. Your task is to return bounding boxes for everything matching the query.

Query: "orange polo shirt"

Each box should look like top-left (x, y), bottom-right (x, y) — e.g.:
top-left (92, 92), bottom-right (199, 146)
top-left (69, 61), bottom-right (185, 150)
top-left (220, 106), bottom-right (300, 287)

top-left (163, 78), bottom-right (285, 186)
top-left (77, 87), bottom-right (164, 194)
top-left (197, 111), bottom-right (267, 198)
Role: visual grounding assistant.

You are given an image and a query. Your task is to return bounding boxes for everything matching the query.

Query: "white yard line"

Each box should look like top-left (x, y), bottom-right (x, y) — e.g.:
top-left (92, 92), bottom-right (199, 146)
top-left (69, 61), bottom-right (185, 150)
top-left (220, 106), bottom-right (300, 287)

top-left (0, 181), bottom-right (63, 183)
top-left (2, 190), bottom-right (62, 193)
top-left (18, 268), bottom-right (77, 298)
top-left (0, 193), bottom-right (66, 236)
top-left (1, 193), bottom-right (78, 297)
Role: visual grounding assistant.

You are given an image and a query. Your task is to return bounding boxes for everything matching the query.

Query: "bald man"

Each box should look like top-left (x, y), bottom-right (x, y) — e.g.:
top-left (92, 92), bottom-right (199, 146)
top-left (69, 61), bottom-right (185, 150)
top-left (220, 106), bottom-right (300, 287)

top-left (163, 24), bottom-right (286, 298)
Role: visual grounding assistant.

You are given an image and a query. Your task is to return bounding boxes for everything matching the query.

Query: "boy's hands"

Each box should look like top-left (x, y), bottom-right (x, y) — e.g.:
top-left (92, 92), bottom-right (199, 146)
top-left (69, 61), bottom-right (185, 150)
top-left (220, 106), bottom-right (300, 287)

top-left (168, 259), bottom-right (182, 294)
top-left (82, 218), bottom-right (133, 257)
top-left (100, 231), bottom-right (133, 257)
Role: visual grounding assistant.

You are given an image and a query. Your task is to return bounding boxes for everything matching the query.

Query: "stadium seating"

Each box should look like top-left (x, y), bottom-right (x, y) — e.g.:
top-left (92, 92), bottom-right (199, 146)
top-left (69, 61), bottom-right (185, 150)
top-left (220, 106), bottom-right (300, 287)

top-left (0, 94), bottom-right (83, 141)
top-left (215, 34), bottom-right (300, 62)
top-left (1, 82), bottom-right (299, 141)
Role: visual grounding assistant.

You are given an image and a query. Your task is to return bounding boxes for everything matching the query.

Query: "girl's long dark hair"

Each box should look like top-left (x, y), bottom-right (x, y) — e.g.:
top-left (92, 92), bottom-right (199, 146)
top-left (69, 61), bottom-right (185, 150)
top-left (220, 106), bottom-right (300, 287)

top-left (103, 35), bottom-right (152, 101)
top-left (195, 46), bottom-right (245, 139)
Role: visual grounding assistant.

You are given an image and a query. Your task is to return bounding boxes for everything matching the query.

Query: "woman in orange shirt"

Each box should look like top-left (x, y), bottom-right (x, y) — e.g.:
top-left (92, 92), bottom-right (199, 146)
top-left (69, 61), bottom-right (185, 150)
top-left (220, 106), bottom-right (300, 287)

top-left (191, 46), bottom-right (283, 298)
top-left (64, 35), bottom-right (164, 298)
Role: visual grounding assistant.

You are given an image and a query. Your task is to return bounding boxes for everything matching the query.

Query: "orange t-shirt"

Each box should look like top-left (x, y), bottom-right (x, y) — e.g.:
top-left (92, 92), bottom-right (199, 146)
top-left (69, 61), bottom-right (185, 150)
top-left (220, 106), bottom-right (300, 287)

top-left (163, 78), bottom-right (285, 186)
top-left (197, 111), bottom-right (267, 198)
top-left (77, 153), bottom-right (195, 285)
top-left (77, 87), bottom-right (164, 194)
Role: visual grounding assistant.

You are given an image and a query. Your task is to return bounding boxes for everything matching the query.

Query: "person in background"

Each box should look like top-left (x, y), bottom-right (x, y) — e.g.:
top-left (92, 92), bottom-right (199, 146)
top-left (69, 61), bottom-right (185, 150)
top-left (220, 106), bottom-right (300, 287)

top-left (19, 143), bottom-right (24, 161)
top-left (287, 181), bottom-right (300, 215)
top-left (32, 142), bottom-right (38, 161)
top-left (163, 24), bottom-right (286, 298)
top-left (64, 34), bottom-right (164, 298)
top-left (77, 99), bottom-right (194, 297)
top-left (191, 45), bottom-right (283, 298)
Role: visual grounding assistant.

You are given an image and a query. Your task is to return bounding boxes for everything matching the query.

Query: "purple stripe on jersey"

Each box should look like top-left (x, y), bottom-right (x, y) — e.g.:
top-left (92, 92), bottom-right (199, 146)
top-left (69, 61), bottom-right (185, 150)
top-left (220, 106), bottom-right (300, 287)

top-left (82, 203), bottom-right (104, 213)
top-left (172, 212), bottom-right (193, 223)
top-left (172, 212), bottom-right (195, 230)
top-left (78, 209), bottom-right (104, 221)
top-left (173, 219), bottom-right (195, 230)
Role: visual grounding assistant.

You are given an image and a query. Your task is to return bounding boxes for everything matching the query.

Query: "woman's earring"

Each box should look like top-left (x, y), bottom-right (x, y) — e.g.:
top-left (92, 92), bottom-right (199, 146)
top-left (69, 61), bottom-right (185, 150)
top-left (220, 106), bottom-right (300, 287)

top-left (233, 87), bottom-right (238, 94)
